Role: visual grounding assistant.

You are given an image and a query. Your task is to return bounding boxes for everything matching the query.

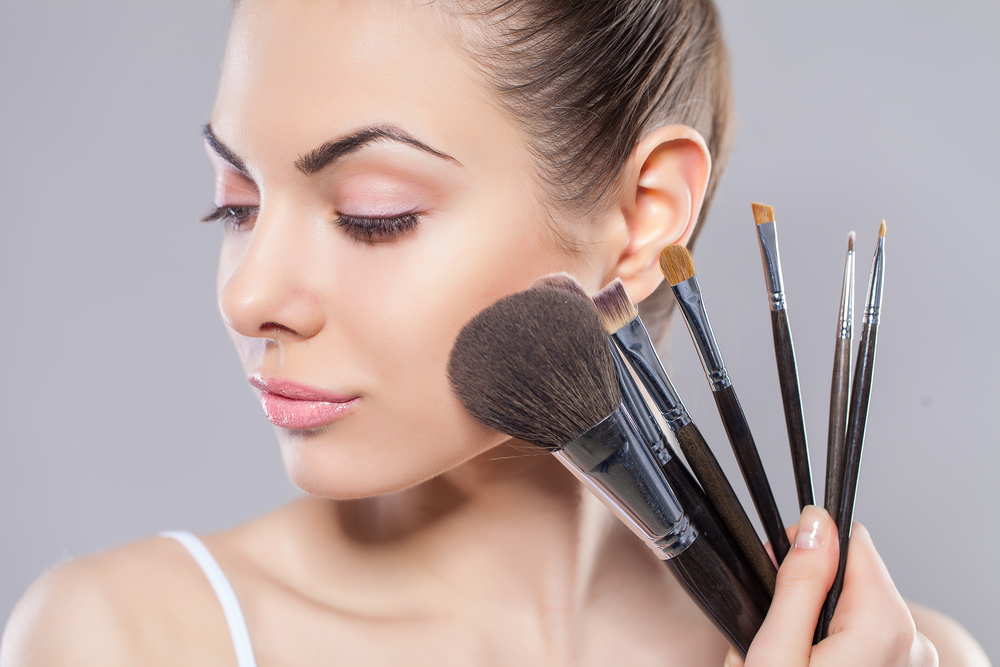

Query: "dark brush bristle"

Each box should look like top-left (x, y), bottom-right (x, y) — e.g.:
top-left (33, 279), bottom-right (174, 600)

top-left (447, 287), bottom-right (620, 451)
top-left (529, 272), bottom-right (589, 298)
top-left (592, 278), bottom-right (638, 334)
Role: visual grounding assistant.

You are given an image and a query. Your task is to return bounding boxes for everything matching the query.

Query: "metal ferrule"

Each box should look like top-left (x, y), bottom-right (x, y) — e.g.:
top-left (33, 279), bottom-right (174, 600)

top-left (756, 221), bottom-right (787, 311)
top-left (863, 236), bottom-right (885, 326)
top-left (611, 318), bottom-right (692, 431)
top-left (837, 249), bottom-right (855, 340)
top-left (671, 278), bottom-right (732, 391)
top-left (610, 348), bottom-right (673, 467)
top-left (554, 405), bottom-right (697, 560)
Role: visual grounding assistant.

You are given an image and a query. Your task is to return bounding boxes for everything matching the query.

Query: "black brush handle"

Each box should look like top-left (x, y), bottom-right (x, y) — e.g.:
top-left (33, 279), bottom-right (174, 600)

top-left (823, 337), bottom-right (851, 514)
top-left (770, 309), bottom-right (814, 509)
top-left (665, 533), bottom-right (765, 657)
top-left (659, 453), bottom-right (772, 615)
top-left (713, 386), bottom-right (791, 563)
top-left (675, 421), bottom-right (776, 596)
top-left (816, 324), bottom-right (878, 641)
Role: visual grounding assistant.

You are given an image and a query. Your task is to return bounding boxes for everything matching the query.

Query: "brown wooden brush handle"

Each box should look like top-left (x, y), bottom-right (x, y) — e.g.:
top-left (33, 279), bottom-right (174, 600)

top-left (770, 309), bottom-right (814, 510)
top-left (665, 532), bottom-right (765, 658)
top-left (675, 421), bottom-right (777, 596)
top-left (816, 324), bottom-right (878, 642)
top-left (713, 385), bottom-right (791, 564)
top-left (658, 452), bottom-right (772, 614)
top-left (824, 337), bottom-right (851, 514)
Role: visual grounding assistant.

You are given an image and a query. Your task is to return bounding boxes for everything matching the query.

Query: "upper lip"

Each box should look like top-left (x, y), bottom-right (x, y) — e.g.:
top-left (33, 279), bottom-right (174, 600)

top-left (248, 375), bottom-right (357, 403)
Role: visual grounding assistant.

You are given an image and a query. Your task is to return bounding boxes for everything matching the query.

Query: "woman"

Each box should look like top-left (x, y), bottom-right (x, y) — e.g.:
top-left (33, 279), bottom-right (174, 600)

top-left (1, 0), bottom-right (988, 664)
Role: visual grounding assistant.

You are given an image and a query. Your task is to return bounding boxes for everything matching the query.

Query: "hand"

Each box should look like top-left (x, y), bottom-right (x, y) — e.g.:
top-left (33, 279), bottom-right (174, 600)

top-left (723, 506), bottom-right (938, 667)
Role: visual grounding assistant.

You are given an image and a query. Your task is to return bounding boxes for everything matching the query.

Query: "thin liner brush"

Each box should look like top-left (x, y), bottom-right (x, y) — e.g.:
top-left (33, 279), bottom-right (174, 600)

top-left (659, 245), bottom-right (791, 564)
top-left (593, 278), bottom-right (776, 596)
top-left (824, 231), bottom-right (855, 515)
top-left (752, 203), bottom-right (814, 510)
top-left (816, 221), bottom-right (886, 641)
top-left (448, 286), bottom-right (765, 656)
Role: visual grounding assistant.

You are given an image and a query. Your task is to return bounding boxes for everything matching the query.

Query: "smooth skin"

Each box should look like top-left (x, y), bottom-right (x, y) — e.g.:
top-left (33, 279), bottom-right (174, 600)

top-left (1, 1), bottom-right (990, 665)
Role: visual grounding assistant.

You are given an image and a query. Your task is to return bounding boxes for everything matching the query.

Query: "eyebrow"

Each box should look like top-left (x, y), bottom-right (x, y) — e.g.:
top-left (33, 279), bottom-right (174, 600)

top-left (202, 123), bottom-right (461, 176)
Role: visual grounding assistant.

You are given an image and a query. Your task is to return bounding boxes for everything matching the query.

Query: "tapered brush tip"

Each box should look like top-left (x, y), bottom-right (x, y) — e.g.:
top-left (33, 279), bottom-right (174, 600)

top-left (659, 244), bottom-right (695, 286)
top-left (879, 220), bottom-right (887, 238)
top-left (847, 230), bottom-right (856, 251)
top-left (751, 202), bottom-right (775, 225)
top-left (530, 272), bottom-right (589, 298)
top-left (448, 286), bottom-right (621, 451)
top-left (592, 278), bottom-right (638, 334)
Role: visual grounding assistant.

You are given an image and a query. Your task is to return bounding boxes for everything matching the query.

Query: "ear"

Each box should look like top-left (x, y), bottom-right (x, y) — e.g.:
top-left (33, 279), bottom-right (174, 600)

top-left (607, 125), bottom-right (711, 302)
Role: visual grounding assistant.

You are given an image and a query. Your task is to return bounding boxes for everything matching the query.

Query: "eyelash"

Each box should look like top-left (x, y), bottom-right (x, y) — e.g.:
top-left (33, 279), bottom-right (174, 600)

top-left (201, 205), bottom-right (420, 243)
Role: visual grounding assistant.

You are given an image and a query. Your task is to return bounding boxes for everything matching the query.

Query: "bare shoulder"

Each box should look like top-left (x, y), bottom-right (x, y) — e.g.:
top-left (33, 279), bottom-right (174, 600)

top-left (1, 536), bottom-right (236, 667)
top-left (908, 601), bottom-right (992, 667)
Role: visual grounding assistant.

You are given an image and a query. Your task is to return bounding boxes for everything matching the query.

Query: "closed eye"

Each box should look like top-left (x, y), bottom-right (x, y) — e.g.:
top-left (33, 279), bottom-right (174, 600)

top-left (336, 213), bottom-right (420, 244)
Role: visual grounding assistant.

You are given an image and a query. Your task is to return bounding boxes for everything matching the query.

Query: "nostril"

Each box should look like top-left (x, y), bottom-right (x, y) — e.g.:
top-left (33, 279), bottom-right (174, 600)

top-left (260, 321), bottom-right (299, 336)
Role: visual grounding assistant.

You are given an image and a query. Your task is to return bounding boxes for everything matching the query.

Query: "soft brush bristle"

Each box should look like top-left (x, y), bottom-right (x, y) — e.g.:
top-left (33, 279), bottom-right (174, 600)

top-left (751, 202), bottom-right (775, 225)
top-left (847, 231), bottom-right (856, 252)
top-left (658, 245), bottom-right (696, 286)
top-left (447, 287), bottom-right (620, 451)
top-left (879, 220), bottom-right (887, 238)
top-left (592, 279), bottom-right (638, 334)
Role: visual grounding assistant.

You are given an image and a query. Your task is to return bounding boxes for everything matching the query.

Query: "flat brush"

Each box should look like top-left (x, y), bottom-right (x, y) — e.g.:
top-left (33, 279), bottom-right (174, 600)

top-left (659, 245), bottom-right (791, 564)
top-left (824, 231), bottom-right (855, 515)
top-left (448, 286), bottom-right (764, 656)
top-left (816, 221), bottom-right (886, 641)
top-left (593, 278), bottom-right (776, 596)
top-left (752, 203), bottom-right (814, 510)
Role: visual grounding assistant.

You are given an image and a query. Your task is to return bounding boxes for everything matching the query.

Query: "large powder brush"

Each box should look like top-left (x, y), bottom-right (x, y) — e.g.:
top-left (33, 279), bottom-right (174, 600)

top-left (448, 286), bottom-right (764, 656)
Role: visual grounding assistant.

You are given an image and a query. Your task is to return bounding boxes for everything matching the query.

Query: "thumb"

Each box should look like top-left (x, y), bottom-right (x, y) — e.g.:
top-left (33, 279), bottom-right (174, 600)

top-left (745, 506), bottom-right (839, 667)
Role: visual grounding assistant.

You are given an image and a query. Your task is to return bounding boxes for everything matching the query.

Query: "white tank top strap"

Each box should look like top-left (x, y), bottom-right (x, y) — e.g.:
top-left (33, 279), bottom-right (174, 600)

top-left (160, 530), bottom-right (258, 667)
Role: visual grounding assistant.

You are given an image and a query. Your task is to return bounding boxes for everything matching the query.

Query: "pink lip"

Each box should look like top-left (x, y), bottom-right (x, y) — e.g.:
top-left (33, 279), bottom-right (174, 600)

top-left (249, 375), bottom-right (359, 430)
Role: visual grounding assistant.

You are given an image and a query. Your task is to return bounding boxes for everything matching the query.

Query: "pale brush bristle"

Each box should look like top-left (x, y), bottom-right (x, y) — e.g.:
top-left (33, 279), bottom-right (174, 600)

top-left (592, 279), bottom-right (638, 334)
top-left (751, 202), bottom-right (775, 225)
top-left (847, 231), bottom-right (856, 251)
top-left (879, 220), bottom-right (887, 238)
top-left (659, 245), bottom-right (695, 286)
top-left (530, 272), bottom-right (589, 298)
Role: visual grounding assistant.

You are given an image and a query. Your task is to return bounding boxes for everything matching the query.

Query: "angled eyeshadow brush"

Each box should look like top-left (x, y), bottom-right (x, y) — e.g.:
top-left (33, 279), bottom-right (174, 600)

top-left (448, 286), bottom-right (764, 656)
top-left (752, 203), bottom-right (815, 510)
top-left (659, 245), bottom-right (791, 564)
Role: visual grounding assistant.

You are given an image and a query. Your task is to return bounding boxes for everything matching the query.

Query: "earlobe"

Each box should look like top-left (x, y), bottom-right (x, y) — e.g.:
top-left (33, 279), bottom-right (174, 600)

top-left (611, 125), bottom-right (711, 303)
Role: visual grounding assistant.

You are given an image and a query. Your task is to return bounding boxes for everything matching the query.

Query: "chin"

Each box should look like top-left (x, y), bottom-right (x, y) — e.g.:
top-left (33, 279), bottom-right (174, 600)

top-left (274, 421), bottom-right (506, 499)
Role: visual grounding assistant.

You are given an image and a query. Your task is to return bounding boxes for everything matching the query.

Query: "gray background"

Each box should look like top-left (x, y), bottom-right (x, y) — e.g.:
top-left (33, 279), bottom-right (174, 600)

top-left (1, 0), bottom-right (996, 659)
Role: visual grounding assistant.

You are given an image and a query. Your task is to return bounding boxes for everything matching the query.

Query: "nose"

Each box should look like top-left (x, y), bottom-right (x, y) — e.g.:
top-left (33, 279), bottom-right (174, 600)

top-left (219, 203), bottom-right (326, 343)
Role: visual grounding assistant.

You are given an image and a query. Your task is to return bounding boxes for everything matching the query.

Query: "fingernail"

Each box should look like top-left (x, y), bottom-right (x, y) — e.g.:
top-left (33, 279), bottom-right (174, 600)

top-left (794, 505), bottom-right (829, 549)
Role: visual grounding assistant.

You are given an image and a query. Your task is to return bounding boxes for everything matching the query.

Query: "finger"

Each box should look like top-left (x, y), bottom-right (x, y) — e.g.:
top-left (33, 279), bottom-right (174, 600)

top-left (745, 506), bottom-right (838, 667)
top-left (723, 646), bottom-right (745, 667)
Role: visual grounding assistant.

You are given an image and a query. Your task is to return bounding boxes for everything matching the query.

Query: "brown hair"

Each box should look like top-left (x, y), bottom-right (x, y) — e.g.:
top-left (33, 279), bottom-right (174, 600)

top-left (452, 0), bottom-right (735, 344)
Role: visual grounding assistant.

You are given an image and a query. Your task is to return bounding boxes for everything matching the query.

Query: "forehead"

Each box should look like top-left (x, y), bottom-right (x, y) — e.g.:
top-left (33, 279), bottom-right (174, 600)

top-left (213, 0), bottom-right (513, 172)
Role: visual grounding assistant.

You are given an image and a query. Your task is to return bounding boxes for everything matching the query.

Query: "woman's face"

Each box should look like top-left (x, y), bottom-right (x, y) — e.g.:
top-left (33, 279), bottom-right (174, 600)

top-left (209, 0), bottom-right (618, 498)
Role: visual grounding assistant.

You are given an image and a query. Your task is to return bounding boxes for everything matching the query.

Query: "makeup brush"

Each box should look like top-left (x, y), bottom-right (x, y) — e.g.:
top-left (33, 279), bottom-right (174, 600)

top-left (752, 203), bottom-right (814, 510)
top-left (659, 245), bottom-right (791, 564)
top-left (534, 273), bottom-right (771, 607)
top-left (824, 231), bottom-right (856, 515)
top-left (593, 278), bottom-right (776, 596)
top-left (448, 286), bottom-right (764, 655)
top-left (816, 221), bottom-right (886, 641)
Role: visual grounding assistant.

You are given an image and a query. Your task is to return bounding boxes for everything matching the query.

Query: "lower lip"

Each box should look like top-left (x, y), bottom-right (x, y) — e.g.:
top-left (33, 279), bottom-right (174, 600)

top-left (259, 392), bottom-right (358, 430)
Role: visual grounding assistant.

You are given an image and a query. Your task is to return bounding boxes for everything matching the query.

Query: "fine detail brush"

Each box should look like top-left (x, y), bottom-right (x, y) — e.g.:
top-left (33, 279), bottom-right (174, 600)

top-left (593, 278), bottom-right (776, 596)
top-left (752, 202), bottom-right (815, 510)
top-left (824, 231), bottom-right (855, 515)
top-left (816, 221), bottom-right (886, 641)
top-left (448, 286), bottom-right (764, 656)
top-left (659, 245), bottom-right (791, 564)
